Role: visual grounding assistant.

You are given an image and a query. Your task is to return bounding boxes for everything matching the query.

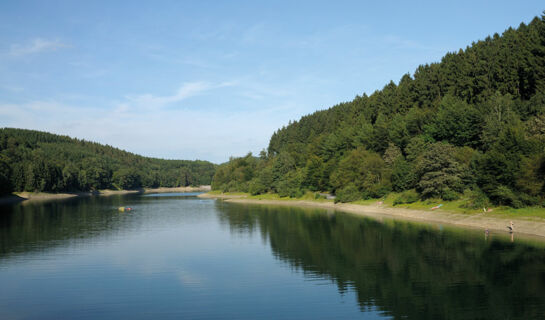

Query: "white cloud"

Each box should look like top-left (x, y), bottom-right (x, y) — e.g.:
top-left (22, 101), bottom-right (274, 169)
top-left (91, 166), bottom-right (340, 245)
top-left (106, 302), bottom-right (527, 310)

top-left (9, 38), bottom-right (68, 57)
top-left (0, 95), bottom-right (282, 163)
top-left (124, 81), bottom-right (235, 110)
top-left (0, 77), bottom-right (313, 163)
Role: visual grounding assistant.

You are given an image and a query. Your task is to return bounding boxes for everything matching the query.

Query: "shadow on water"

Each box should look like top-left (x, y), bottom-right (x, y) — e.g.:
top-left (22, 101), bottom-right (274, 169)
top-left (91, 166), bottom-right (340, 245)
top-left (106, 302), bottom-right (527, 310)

top-left (0, 196), bottom-right (131, 259)
top-left (0, 193), bottom-right (207, 260)
top-left (216, 201), bottom-right (545, 320)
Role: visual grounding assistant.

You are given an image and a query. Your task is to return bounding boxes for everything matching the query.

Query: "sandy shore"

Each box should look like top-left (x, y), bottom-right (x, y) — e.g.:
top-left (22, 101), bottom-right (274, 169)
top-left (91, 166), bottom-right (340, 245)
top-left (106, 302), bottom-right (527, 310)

top-left (199, 193), bottom-right (545, 239)
top-left (0, 186), bottom-right (211, 205)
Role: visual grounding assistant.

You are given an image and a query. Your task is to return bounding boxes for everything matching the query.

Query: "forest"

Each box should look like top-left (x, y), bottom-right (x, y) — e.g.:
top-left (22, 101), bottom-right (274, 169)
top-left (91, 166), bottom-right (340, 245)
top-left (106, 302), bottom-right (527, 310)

top-left (0, 128), bottom-right (216, 194)
top-left (212, 14), bottom-right (545, 208)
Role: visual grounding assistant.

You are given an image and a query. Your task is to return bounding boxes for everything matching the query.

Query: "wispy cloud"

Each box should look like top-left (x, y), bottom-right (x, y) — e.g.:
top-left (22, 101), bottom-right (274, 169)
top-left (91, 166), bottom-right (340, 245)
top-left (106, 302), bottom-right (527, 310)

top-left (9, 38), bottom-right (68, 57)
top-left (0, 93), bottom-right (295, 163)
top-left (123, 81), bottom-right (236, 110)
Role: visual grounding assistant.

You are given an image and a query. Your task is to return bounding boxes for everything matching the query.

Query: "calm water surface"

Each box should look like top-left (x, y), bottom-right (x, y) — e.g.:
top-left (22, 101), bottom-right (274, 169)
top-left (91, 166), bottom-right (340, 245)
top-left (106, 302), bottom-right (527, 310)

top-left (1, 193), bottom-right (545, 319)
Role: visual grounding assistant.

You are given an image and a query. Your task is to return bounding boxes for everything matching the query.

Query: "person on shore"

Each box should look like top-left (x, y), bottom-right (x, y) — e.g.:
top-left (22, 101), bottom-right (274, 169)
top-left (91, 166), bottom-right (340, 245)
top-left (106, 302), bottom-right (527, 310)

top-left (507, 221), bottom-right (514, 233)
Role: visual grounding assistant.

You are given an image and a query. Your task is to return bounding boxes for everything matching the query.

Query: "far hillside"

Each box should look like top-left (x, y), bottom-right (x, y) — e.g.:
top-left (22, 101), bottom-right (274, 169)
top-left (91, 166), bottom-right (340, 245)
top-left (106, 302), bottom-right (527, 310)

top-left (0, 128), bottom-right (216, 194)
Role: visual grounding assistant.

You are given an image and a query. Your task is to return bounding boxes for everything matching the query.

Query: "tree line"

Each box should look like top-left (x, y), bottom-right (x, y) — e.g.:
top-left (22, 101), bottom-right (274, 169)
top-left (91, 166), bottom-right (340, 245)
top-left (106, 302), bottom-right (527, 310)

top-left (0, 128), bottom-right (216, 194)
top-left (212, 14), bottom-right (545, 208)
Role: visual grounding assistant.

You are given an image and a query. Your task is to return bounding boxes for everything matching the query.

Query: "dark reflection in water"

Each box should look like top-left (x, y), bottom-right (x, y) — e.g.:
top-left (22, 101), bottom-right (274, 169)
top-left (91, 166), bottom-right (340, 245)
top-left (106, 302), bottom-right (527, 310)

top-left (217, 202), bottom-right (545, 319)
top-left (1, 195), bottom-right (545, 319)
top-left (0, 196), bottom-right (127, 259)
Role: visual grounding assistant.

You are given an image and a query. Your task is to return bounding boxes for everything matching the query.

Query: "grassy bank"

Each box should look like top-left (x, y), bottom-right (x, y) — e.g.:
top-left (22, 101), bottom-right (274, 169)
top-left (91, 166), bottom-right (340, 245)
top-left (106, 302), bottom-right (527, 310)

top-left (203, 191), bottom-right (545, 219)
top-left (199, 191), bottom-right (545, 239)
top-left (352, 192), bottom-right (545, 219)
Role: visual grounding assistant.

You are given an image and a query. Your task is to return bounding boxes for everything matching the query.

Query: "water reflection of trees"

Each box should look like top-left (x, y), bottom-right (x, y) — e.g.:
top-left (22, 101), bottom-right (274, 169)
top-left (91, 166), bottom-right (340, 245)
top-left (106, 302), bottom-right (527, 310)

top-left (0, 196), bottom-right (131, 259)
top-left (217, 202), bottom-right (545, 319)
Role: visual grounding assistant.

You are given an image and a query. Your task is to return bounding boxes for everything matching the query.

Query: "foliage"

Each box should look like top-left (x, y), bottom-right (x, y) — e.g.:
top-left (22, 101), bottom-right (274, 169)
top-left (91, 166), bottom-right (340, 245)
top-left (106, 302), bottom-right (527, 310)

top-left (415, 143), bottom-right (464, 200)
top-left (393, 189), bottom-right (419, 206)
top-left (390, 157), bottom-right (416, 192)
top-left (461, 188), bottom-right (491, 209)
top-left (213, 15), bottom-right (545, 208)
top-left (334, 184), bottom-right (361, 203)
top-left (113, 168), bottom-right (142, 190)
top-left (0, 128), bottom-right (216, 194)
top-left (211, 153), bottom-right (259, 193)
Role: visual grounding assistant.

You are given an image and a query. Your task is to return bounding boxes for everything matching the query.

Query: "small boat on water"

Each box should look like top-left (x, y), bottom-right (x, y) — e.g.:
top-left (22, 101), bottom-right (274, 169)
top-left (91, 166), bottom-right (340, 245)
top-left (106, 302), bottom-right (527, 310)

top-left (118, 207), bottom-right (132, 212)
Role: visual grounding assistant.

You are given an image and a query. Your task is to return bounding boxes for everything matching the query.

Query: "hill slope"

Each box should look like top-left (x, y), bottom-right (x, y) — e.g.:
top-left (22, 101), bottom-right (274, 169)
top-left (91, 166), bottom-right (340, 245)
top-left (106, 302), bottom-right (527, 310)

top-left (212, 14), bottom-right (545, 208)
top-left (0, 128), bottom-right (216, 194)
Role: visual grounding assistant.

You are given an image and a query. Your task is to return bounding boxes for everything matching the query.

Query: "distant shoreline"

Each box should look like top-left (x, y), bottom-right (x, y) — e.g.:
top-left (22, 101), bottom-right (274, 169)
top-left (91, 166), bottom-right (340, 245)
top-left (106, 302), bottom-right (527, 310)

top-left (198, 193), bottom-right (545, 240)
top-left (0, 186), bottom-right (211, 205)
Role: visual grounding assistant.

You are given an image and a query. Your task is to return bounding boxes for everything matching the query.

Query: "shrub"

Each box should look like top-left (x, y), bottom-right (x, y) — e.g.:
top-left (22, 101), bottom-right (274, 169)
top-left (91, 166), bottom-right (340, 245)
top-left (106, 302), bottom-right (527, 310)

top-left (517, 192), bottom-right (541, 206)
top-left (416, 143), bottom-right (464, 199)
top-left (314, 193), bottom-right (326, 200)
top-left (393, 189), bottom-right (419, 205)
top-left (335, 184), bottom-right (361, 203)
top-left (441, 188), bottom-right (460, 201)
top-left (491, 185), bottom-right (523, 208)
top-left (248, 178), bottom-right (267, 195)
top-left (462, 188), bottom-right (491, 209)
top-left (391, 158), bottom-right (416, 192)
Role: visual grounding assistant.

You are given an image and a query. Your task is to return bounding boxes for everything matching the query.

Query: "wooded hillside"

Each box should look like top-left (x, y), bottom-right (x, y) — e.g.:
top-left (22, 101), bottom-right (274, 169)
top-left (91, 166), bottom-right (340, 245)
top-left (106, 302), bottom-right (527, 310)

top-left (0, 128), bottom-right (216, 194)
top-left (212, 14), bottom-right (545, 208)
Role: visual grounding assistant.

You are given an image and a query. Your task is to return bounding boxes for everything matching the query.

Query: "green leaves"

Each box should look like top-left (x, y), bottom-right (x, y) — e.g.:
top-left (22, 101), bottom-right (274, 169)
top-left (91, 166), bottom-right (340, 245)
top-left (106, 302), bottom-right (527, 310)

top-left (113, 168), bottom-right (142, 190)
top-left (212, 15), bottom-right (545, 207)
top-left (415, 143), bottom-right (464, 200)
top-left (0, 128), bottom-right (216, 194)
top-left (426, 95), bottom-right (483, 148)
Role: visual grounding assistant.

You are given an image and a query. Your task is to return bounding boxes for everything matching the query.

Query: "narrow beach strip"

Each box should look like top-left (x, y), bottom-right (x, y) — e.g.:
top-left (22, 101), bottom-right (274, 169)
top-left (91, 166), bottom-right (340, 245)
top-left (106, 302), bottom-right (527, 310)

top-left (198, 193), bottom-right (545, 239)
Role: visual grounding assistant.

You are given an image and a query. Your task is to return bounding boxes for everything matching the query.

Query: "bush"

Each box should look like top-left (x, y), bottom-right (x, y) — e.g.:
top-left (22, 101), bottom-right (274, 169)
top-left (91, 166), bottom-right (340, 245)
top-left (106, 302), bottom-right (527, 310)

top-left (248, 178), bottom-right (267, 195)
top-left (517, 192), bottom-right (541, 206)
top-left (364, 183), bottom-right (391, 199)
top-left (275, 169), bottom-right (304, 198)
top-left (393, 189), bottom-right (419, 205)
top-left (416, 143), bottom-right (464, 199)
top-left (491, 185), bottom-right (523, 208)
top-left (441, 188), bottom-right (460, 201)
top-left (462, 188), bottom-right (491, 209)
top-left (289, 188), bottom-right (304, 198)
top-left (224, 180), bottom-right (247, 193)
top-left (335, 184), bottom-right (361, 203)
top-left (391, 158), bottom-right (416, 192)
top-left (314, 193), bottom-right (326, 200)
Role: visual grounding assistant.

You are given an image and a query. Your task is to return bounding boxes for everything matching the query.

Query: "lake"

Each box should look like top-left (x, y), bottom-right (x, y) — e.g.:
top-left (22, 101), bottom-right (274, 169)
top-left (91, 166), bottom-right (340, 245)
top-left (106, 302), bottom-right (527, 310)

top-left (1, 193), bottom-right (545, 319)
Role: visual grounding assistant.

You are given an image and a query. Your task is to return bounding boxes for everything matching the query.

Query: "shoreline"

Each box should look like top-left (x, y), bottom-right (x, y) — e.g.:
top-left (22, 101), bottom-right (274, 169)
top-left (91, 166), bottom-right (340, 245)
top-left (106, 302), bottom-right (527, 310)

top-left (0, 186), bottom-right (211, 205)
top-left (198, 193), bottom-right (545, 239)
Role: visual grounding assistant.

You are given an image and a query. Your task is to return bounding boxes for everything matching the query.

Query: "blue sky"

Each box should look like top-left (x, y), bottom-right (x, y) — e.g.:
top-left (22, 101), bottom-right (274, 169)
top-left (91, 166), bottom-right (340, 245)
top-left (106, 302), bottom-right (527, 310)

top-left (1, 1), bottom-right (543, 163)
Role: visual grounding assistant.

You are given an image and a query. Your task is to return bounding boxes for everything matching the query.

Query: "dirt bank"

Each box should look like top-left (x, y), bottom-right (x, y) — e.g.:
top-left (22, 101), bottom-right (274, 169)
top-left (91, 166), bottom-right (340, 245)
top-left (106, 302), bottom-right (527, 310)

top-left (199, 194), bottom-right (545, 239)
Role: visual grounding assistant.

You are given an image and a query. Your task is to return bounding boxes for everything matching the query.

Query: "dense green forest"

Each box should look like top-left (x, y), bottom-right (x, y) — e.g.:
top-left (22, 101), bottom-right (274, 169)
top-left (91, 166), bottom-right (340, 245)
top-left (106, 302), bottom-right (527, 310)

top-left (212, 14), bottom-right (545, 208)
top-left (0, 128), bottom-right (216, 194)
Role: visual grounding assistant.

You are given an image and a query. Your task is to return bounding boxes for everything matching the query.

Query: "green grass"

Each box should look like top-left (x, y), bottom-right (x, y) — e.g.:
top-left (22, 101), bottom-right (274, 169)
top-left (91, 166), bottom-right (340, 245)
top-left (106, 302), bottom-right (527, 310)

top-left (207, 190), bottom-right (545, 219)
top-left (377, 192), bottom-right (545, 219)
top-left (207, 190), bottom-right (248, 196)
top-left (247, 191), bottom-right (333, 202)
